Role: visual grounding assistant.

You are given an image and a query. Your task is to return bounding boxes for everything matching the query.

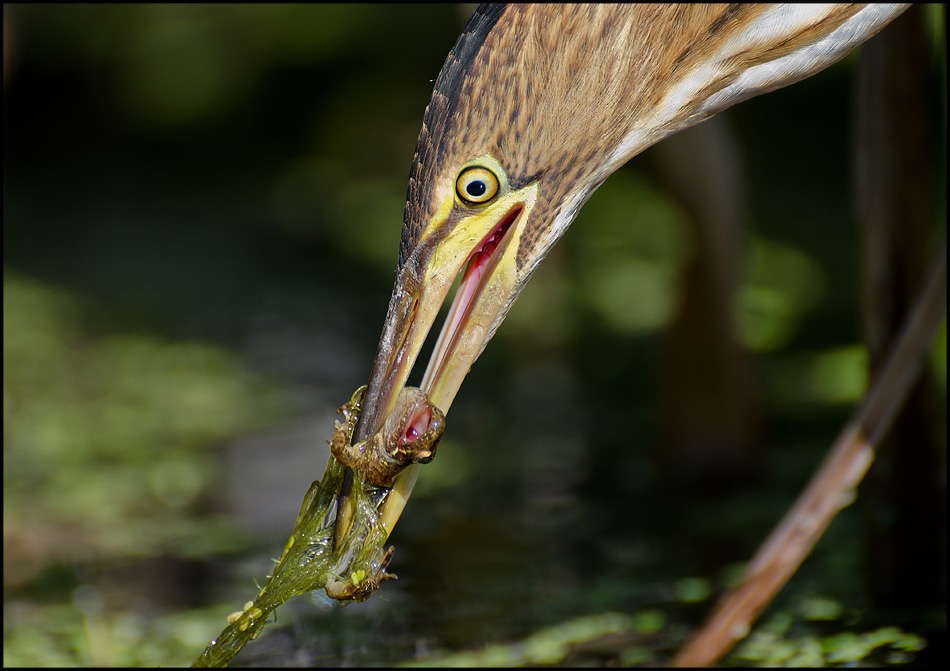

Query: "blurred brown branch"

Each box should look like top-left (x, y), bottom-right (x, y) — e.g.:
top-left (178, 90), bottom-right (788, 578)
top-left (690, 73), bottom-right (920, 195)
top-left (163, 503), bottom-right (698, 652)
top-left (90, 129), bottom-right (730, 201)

top-left (672, 245), bottom-right (946, 667)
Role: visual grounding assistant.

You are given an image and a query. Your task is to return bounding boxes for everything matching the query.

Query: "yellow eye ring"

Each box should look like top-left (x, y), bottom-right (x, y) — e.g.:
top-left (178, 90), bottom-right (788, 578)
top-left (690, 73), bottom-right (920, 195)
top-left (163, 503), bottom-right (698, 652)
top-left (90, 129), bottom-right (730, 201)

top-left (455, 166), bottom-right (500, 205)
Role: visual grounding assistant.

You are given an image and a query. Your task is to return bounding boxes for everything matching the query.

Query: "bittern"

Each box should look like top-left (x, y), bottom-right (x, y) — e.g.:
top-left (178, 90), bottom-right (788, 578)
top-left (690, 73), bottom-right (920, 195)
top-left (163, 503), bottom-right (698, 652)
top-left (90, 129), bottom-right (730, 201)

top-left (338, 4), bottom-right (911, 542)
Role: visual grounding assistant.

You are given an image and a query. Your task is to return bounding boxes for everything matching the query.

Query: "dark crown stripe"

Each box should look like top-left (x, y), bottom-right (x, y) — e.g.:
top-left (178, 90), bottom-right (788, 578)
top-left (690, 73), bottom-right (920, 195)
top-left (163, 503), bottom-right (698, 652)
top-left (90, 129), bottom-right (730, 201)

top-left (401, 4), bottom-right (508, 265)
top-left (436, 3), bottom-right (507, 104)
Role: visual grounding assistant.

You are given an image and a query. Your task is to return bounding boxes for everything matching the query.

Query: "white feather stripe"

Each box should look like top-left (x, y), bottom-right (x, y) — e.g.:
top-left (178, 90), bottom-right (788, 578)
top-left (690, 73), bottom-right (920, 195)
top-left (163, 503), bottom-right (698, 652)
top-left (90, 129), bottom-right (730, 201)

top-left (699, 4), bottom-right (911, 118)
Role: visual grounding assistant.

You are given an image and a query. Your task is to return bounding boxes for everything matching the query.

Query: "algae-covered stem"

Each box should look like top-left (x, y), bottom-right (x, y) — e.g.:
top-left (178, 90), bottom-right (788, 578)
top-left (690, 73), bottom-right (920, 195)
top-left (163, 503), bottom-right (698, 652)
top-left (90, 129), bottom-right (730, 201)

top-left (192, 386), bottom-right (444, 667)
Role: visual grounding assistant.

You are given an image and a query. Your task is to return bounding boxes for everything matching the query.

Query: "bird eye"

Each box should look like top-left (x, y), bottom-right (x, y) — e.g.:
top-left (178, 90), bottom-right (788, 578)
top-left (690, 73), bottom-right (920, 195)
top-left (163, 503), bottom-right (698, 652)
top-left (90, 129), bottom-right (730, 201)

top-left (455, 166), bottom-right (500, 205)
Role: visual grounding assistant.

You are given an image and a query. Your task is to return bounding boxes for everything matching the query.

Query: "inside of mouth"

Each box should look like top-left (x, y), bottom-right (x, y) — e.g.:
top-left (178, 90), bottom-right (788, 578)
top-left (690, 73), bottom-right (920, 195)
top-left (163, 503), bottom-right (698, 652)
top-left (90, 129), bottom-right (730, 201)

top-left (399, 404), bottom-right (432, 445)
top-left (417, 205), bottom-right (523, 396)
top-left (445, 206), bottom-right (522, 339)
top-left (471, 205), bottom-right (522, 268)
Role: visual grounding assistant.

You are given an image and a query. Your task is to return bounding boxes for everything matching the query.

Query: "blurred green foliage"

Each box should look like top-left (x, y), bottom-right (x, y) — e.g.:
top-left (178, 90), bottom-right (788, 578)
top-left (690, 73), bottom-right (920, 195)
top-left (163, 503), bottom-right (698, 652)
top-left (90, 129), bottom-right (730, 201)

top-left (3, 3), bottom-right (945, 667)
top-left (735, 237), bottom-right (827, 352)
top-left (571, 170), bottom-right (695, 335)
top-left (3, 272), bottom-right (284, 665)
top-left (3, 272), bottom-right (279, 553)
top-left (732, 596), bottom-right (928, 667)
top-left (402, 595), bottom-right (929, 667)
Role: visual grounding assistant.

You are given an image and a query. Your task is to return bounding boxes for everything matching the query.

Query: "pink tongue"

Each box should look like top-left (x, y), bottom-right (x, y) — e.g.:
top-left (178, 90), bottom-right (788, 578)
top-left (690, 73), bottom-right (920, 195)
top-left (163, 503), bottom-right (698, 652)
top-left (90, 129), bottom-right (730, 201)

top-left (438, 207), bottom-right (523, 359)
top-left (457, 219), bottom-right (507, 302)
top-left (400, 405), bottom-right (432, 444)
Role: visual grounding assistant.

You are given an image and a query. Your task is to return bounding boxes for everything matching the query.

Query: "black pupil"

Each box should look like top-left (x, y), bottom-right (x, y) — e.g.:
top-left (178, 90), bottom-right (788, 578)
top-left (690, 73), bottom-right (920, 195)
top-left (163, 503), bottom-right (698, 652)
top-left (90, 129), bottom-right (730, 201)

top-left (466, 180), bottom-right (487, 197)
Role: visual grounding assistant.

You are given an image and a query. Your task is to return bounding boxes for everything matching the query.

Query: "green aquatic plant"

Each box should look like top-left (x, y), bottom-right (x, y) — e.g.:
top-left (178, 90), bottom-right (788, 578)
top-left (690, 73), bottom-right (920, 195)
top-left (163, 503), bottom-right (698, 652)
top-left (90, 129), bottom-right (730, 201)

top-left (192, 386), bottom-right (444, 667)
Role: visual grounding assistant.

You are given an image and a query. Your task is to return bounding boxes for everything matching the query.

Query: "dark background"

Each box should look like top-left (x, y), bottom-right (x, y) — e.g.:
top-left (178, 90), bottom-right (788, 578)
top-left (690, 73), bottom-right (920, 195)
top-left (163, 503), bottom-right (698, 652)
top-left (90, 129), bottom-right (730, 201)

top-left (3, 4), bottom-right (945, 666)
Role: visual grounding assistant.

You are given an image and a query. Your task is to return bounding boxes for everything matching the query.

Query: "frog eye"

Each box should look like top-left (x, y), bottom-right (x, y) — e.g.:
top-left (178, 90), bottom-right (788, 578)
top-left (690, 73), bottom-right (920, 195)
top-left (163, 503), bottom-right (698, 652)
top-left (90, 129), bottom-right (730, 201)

top-left (455, 165), bottom-right (500, 205)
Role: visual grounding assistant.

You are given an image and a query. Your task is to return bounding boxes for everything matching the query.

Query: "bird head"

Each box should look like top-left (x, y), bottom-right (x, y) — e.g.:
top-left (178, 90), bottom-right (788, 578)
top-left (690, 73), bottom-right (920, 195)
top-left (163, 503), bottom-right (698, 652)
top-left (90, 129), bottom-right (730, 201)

top-left (358, 5), bottom-right (654, 438)
top-left (345, 3), bottom-right (909, 534)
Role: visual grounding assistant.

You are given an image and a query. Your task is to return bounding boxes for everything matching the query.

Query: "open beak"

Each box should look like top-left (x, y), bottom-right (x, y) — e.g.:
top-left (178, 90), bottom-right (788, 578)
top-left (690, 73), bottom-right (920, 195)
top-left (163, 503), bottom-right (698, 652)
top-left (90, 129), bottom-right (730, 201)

top-left (342, 182), bottom-right (541, 536)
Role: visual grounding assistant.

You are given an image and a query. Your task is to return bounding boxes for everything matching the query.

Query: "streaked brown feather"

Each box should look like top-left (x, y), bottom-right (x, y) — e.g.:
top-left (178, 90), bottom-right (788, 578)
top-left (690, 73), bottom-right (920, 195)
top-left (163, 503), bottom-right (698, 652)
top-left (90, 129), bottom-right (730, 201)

top-left (401, 3), bottom-right (905, 276)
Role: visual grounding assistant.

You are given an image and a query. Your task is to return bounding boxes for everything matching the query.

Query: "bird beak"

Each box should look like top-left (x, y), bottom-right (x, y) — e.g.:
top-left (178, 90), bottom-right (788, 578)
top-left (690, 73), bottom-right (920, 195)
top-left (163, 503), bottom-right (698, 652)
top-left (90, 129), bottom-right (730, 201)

top-left (369, 182), bottom-right (541, 426)
top-left (352, 182), bottom-right (541, 532)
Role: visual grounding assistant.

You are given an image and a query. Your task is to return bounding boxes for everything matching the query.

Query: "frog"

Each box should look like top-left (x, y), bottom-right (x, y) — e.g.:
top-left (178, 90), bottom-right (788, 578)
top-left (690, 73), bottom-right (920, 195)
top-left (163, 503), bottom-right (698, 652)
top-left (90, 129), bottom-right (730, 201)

top-left (328, 385), bottom-right (445, 488)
